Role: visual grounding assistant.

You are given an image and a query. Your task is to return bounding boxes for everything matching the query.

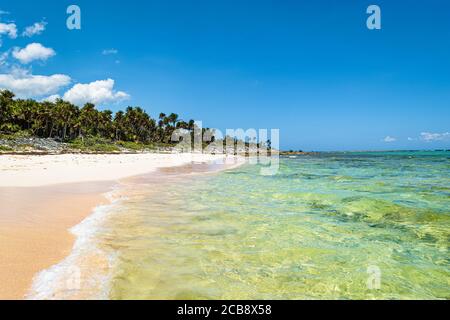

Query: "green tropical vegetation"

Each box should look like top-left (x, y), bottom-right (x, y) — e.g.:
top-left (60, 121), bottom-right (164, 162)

top-left (0, 89), bottom-right (196, 141)
top-left (0, 89), bottom-right (208, 152)
top-left (0, 89), bottom-right (271, 154)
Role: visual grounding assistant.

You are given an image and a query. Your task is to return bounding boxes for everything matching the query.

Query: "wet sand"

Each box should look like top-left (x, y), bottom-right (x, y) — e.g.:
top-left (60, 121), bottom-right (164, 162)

top-left (0, 182), bottom-right (112, 299)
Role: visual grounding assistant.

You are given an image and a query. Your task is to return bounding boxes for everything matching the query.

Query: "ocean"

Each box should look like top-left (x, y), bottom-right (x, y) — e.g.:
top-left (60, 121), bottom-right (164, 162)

top-left (30, 151), bottom-right (450, 299)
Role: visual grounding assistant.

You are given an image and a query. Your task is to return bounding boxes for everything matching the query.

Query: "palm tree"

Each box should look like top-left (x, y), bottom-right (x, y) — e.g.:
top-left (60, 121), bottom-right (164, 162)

top-left (98, 110), bottom-right (113, 139)
top-left (167, 113), bottom-right (179, 127)
top-left (0, 90), bottom-right (15, 132)
top-left (0, 89), bottom-right (228, 151)
top-left (79, 103), bottom-right (98, 138)
top-left (113, 111), bottom-right (125, 141)
top-left (55, 99), bottom-right (79, 140)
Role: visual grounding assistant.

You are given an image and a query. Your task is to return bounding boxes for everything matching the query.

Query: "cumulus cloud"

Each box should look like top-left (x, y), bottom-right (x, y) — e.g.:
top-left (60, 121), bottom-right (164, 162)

top-left (42, 94), bottom-right (60, 102)
top-left (22, 21), bottom-right (47, 37)
top-left (12, 43), bottom-right (55, 64)
top-left (63, 79), bottom-right (129, 106)
top-left (420, 132), bottom-right (450, 142)
top-left (0, 68), bottom-right (71, 98)
top-left (102, 48), bottom-right (118, 55)
top-left (0, 22), bottom-right (17, 46)
top-left (383, 136), bottom-right (396, 143)
top-left (0, 22), bottom-right (17, 38)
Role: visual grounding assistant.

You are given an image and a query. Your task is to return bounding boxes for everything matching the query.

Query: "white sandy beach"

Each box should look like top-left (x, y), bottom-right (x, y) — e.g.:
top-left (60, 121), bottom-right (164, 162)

top-left (0, 153), bottom-right (236, 187)
top-left (0, 153), bottom-right (243, 299)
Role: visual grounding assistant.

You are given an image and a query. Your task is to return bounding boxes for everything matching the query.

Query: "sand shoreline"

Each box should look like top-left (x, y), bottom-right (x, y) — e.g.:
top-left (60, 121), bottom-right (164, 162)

top-left (0, 153), bottom-right (243, 299)
top-left (0, 153), bottom-right (232, 187)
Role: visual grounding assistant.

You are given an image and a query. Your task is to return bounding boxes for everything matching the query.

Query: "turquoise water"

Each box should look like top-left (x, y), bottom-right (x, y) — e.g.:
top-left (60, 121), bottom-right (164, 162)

top-left (100, 152), bottom-right (449, 299)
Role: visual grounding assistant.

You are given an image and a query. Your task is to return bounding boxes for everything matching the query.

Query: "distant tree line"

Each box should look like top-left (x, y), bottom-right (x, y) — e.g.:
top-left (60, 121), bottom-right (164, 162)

top-left (0, 89), bottom-right (200, 144)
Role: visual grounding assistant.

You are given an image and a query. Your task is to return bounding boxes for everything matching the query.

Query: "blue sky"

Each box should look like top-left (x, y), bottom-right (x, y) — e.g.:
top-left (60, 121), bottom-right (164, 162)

top-left (0, 0), bottom-right (449, 151)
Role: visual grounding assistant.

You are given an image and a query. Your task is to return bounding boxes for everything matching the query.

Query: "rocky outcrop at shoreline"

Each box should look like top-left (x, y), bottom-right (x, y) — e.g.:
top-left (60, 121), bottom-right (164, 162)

top-left (0, 137), bottom-right (277, 156)
top-left (0, 137), bottom-right (68, 154)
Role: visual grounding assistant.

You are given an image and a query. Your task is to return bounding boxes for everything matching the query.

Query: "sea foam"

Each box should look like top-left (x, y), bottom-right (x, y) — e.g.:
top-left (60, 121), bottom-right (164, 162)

top-left (27, 187), bottom-right (125, 300)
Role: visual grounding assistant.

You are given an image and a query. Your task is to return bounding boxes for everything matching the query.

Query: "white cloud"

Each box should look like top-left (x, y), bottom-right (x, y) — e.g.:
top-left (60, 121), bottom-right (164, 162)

top-left (0, 22), bottom-right (17, 38)
top-left (42, 94), bottom-right (60, 102)
top-left (102, 48), bottom-right (118, 55)
top-left (22, 21), bottom-right (47, 37)
top-left (0, 51), bottom-right (8, 66)
top-left (63, 79), bottom-right (129, 106)
top-left (420, 132), bottom-right (450, 142)
top-left (0, 10), bottom-right (10, 15)
top-left (407, 137), bottom-right (415, 141)
top-left (383, 136), bottom-right (397, 143)
top-left (0, 22), bottom-right (17, 46)
top-left (0, 68), bottom-right (71, 98)
top-left (12, 43), bottom-right (55, 64)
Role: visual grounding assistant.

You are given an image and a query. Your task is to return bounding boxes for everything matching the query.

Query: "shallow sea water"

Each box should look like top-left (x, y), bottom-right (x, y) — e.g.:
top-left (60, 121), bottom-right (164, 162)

top-left (87, 152), bottom-right (449, 299)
